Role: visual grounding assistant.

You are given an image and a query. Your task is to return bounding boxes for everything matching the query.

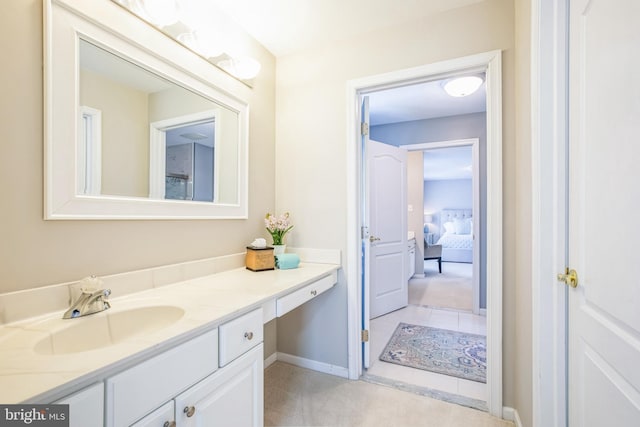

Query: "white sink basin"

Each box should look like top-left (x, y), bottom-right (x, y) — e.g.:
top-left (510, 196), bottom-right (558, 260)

top-left (33, 305), bottom-right (185, 355)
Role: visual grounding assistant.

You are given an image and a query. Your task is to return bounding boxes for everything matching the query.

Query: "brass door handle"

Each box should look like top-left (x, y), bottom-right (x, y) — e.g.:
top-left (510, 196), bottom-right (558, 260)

top-left (369, 236), bottom-right (380, 243)
top-left (557, 268), bottom-right (578, 288)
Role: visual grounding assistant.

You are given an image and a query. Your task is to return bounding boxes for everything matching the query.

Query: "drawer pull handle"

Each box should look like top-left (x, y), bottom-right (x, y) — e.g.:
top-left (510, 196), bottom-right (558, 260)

top-left (310, 290), bottom-right (317, 296)
top-left (244, 331), bottom-right (254, 340)
top-left (164, 422), bottom-right (176, 427)
top-left (184, 406), bottom-right (196, 418)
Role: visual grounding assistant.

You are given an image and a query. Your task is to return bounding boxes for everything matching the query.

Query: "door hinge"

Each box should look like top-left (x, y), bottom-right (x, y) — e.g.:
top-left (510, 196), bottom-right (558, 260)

top-left (361, 329), bottom-right (369, 342)
top-left (361, 122), bottom-right (369, 136)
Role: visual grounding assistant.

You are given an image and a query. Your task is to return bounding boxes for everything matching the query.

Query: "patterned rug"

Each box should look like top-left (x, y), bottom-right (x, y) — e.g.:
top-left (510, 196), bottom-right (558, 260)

top-left (379, 323), bottom-right (486, 383)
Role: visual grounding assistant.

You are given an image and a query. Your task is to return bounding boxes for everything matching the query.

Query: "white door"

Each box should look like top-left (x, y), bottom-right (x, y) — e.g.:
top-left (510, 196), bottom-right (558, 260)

top-left (368, 139), bottom-right (408, 320)
top-left (567, 1), bottom-right (640, 425)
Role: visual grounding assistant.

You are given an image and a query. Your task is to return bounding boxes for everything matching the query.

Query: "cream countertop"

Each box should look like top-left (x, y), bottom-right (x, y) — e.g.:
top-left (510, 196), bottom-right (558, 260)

top-left (0, 262), bottom-right (339, 404)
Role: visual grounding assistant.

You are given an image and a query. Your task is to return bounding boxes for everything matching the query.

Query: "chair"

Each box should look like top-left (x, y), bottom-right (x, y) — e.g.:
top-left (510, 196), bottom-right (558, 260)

top-left (424, 238), bottom-right (442, 273)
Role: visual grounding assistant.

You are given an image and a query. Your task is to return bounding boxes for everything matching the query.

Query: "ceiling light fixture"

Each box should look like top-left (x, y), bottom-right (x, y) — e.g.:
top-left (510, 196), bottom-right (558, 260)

top-left (443, 76), bottom-right (484, 97)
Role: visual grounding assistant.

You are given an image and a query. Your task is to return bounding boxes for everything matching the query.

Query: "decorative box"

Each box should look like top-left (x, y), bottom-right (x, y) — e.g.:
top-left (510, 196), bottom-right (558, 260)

top-left (245, 246), bottom-right (275, 271)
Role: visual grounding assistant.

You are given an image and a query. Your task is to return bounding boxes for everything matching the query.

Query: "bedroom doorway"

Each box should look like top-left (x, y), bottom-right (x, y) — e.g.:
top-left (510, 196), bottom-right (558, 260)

top-left (345, 50), bottom-right (503, 416)
top-left (403, 139), bottom-right (482, 316)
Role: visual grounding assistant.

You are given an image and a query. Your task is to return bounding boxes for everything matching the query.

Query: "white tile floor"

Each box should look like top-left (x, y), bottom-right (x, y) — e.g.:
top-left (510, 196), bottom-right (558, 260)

top-left (367, 266), bottom-right (487, 402)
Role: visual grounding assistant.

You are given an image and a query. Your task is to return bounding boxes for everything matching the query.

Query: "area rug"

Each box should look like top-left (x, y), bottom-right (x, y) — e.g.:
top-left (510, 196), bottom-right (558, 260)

top-left (379, 323), bottom-right (486, 383)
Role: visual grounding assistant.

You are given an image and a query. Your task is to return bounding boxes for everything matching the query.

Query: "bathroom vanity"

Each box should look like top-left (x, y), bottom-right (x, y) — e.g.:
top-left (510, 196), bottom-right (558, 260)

top-left (0, 262), bottom-right (339, 426)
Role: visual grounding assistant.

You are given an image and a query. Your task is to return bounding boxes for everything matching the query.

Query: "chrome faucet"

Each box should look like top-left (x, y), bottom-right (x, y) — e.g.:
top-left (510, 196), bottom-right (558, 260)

top-left (63, 287), bottom-right (111, 319)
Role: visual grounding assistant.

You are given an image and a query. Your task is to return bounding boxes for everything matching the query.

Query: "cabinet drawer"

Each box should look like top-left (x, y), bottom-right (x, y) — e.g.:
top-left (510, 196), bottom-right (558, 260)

top-left (105, 328), bottom-right (218, 427)
top-left (276, 272), bottom-right (337, 317)
top-left (219, 308), bottom-right (263, 367)
top-left (130, 400), bottom-right (174, 427)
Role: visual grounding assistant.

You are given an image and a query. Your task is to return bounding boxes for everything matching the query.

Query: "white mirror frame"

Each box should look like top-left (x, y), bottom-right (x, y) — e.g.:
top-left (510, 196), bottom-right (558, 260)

top-left (44, 0), bottom-right (249, 219)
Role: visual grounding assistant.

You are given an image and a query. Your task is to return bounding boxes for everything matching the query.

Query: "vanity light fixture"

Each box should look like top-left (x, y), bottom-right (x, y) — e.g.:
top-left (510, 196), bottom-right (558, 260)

top-left (217, 57), bottom-right (262, 80)
top-left (443, 76), bottom-right (484, 97)
top-left (177, 30), bottom-right (224, 58)
top-left (113, 0), bottom-right (262, 81)
top-left (131, 0), bottom-right (180, 27)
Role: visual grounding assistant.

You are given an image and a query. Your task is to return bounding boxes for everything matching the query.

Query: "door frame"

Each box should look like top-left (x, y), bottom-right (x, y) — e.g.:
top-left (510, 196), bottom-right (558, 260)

top-left (530, 0), bottom-right (569, 426)
top-left (402, 138), bottom-right (481, 315)
top-left (345, 50), bottom-right (503, 417)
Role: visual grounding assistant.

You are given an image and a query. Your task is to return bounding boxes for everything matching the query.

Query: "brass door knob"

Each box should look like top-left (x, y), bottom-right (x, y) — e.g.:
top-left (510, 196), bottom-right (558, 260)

top-left (557, 268), bottom-right (578, 288)
top-left (369, 236), bottom-right (381, 243)
top-left (244, 331), bottom-right (254, 340)
top-left (164, 421), bottom-right (176, 427)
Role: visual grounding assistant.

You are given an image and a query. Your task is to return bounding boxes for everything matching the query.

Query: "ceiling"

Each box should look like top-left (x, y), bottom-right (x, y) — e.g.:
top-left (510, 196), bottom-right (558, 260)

top-left (368, 76), bottom-right (486, 126)
top-left (207, 0), bottom-right (485, 57)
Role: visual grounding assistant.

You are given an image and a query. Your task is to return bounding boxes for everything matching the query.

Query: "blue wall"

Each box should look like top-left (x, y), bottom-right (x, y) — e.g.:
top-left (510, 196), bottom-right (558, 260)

top-left (424, 178), bottom-right (472, 237)
top-left (372, 112), bottom-right (487, 309)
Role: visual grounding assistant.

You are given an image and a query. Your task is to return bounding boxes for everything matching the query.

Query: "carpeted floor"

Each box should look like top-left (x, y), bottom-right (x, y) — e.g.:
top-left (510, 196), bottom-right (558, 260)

top-left (409, 261), bottom-right (473, 311)
top-left (265, 362), bottom-right (512, 427)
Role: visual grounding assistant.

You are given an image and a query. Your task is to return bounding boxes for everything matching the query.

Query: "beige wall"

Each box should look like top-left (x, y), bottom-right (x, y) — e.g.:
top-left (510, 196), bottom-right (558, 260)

top-left (275, 0), bottom-right (518, 407)
top-left (81, 69), bottom-right (150, 197)
top-left (515, 0), bottom-right (533, 425)
top-left (407, 151), bottom-right (425, 266)
top-left (0, 0), bottom-right (276, 293)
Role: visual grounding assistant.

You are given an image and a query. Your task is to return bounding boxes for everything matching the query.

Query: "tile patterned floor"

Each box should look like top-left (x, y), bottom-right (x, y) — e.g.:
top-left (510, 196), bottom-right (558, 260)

top-left (367, 262), bottom-right (487, 402)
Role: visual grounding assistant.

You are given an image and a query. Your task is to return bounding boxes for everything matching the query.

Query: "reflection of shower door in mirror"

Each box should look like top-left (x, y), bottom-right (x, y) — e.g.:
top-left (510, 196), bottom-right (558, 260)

top-left (148, 113), bottom-right (218, 202)
top-left (165, 141), bottom-right (214, 202)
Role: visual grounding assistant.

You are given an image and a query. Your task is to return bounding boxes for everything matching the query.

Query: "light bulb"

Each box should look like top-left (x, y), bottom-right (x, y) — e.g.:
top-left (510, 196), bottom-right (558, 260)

top-left (217, 57), bottom-right (261, 80)
top-left (134, 0), bottom-right (179, 27)
top-left (177, 30), bottom-right (224, 58)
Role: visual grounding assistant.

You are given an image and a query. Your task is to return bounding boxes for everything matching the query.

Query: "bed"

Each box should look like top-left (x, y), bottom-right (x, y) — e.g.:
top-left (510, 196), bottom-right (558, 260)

top-left (435, 209), bottom-right (473, 263)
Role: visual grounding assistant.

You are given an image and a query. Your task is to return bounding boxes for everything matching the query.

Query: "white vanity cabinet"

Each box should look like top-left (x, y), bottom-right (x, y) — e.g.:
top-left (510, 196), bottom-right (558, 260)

top-left (131, 401), bottom-right (175, 427)
top-left (106, 309), bottom-right (264, 427)
top-left (175, 344), bottom-right (263, 427)
top-left (55, 382), bottom-right (104, 427)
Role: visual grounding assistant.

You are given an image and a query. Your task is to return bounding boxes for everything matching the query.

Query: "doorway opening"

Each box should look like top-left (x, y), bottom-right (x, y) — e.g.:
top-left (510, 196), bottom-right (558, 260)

top-left (345, 50), bottom-right (503, 417)
top-left (364, 101), bottom-right (485, 404)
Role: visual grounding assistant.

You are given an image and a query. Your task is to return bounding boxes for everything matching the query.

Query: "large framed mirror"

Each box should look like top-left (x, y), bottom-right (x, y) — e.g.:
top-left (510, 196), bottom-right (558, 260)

top-left (44, 0), bottom-right (249, 219)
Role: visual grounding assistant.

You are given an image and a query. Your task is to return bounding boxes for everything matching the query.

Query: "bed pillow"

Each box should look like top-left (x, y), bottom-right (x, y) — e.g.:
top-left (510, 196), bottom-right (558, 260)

top-left (453, 218), bottom-right (472, 235)
top-left (443, 221), bottom-right (455, 234)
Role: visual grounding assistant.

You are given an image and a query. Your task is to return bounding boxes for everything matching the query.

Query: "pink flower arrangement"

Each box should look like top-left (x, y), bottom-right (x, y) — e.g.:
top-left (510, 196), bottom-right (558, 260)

top-left (264, 212), bottom-right (294, 245)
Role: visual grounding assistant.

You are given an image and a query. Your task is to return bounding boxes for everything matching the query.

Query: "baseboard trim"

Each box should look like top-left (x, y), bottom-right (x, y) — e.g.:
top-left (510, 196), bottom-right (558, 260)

top-left (502, 407), bottom-right (523, 427)
top-left (264, 352), bottom-right (278, 368)
top-left (276, 352), bottom-right (350, 378)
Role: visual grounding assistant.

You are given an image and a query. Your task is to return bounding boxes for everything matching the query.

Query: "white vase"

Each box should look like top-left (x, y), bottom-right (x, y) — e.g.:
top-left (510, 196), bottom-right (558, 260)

top-left (272, 244), bottom-right (286, 255)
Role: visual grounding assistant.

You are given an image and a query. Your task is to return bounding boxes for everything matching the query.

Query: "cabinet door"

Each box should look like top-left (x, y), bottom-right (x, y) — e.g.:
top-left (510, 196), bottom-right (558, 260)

top-left (175, 344), bottom-right (263, 427)
top-left (55, 382), bottom-right (104, 427)
top-left (130, 401), bottom-right (175, 427)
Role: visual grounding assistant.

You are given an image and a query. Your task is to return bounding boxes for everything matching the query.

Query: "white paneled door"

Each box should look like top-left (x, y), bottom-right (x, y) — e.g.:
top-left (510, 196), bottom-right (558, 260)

top-left (568, 1), bottom-right (640, 425)
top-left (367, 139), bottom-right (408, 320)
